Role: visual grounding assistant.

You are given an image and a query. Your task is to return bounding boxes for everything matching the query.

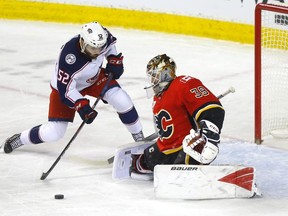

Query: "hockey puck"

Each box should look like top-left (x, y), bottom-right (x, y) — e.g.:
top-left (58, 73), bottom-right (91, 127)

top-left (54, 194), bottom-right (64, 199)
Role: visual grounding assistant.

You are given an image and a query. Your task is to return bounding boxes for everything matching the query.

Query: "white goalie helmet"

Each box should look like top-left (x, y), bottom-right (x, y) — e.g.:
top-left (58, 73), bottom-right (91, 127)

top-left (80, 22), bottom-right (108, 57)
top-left (145, 54), bottom-right (177, 96)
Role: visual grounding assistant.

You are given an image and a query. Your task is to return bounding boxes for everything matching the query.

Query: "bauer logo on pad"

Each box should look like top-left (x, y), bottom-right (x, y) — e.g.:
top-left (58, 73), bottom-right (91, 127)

top-left (170, 166), bottom-right (198, 171)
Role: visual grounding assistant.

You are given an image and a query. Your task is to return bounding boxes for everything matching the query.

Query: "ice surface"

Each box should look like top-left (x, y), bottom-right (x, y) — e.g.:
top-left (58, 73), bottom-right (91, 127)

top-left (0, 20), bottom-right (287, 216)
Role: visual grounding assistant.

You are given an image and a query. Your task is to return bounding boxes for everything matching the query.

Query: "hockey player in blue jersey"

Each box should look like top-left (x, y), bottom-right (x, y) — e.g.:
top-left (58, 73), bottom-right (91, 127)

top-left (2, 21), bottom-right (144, 153)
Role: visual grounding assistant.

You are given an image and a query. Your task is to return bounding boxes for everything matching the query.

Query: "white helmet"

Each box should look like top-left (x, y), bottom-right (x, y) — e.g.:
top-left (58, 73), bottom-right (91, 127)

top-left (145, 54), bottom-right (176, 96)
top-left (80, 22), bottom-right (108, 56)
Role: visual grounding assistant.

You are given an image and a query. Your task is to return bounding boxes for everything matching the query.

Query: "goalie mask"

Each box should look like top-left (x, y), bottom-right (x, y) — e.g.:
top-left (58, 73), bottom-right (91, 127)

top-left (80, 22), bottom-right (108, 58)
top-left (145, 54), bottom-right (176, 97)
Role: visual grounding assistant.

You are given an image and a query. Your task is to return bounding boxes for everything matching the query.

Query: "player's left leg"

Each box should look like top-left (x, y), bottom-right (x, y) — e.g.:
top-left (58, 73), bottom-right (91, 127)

top-left (85, 70), bottom-right (144, 141)
top-left (103, 86), bottom-right (144, 141)
top-left (2, 121), bottom-right (69, 153)
top-left (2, 88), bottom-right (74, 153)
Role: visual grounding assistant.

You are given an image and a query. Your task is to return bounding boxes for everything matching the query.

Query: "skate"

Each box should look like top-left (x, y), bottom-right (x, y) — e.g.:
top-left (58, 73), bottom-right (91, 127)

top-left (132, 131), bottom-right (144, 142)
top-left (2, 134), bottom-right (23, 153)
top-left (130, 154), bottom-right (153, 181)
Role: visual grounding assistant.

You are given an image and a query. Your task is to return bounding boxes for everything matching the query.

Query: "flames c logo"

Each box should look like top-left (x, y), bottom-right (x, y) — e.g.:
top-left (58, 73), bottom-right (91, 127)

top-left (154, 109), bottom-right (174, 140)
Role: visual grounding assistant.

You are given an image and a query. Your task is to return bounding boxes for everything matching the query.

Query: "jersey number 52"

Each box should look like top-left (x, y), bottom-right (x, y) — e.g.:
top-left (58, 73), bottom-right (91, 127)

top-left (58, 70), bottom-right (70, 85)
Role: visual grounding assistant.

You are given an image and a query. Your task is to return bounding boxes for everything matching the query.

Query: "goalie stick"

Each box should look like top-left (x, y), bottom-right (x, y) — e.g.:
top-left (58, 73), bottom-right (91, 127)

top-left (217, 86), bottom-right (235, 99)
top-left (108, 86), bottom-right (235, 165)
top-left (40, 73), bottom-right (113, 180)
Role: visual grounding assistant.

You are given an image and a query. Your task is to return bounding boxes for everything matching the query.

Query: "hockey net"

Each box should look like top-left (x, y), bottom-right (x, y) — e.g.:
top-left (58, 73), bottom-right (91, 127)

top-left (255, 3), bottom-right (288, 144)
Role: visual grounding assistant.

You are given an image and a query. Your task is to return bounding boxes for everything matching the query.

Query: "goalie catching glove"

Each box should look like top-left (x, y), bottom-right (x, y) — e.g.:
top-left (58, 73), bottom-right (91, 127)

top-left (74, 98), bottom-right (98, 124)
top-left (182, 120), bottom-right (220, 164)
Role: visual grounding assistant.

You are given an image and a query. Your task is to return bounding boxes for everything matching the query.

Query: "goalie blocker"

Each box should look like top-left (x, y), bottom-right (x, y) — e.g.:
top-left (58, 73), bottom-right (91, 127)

top-left (112, 142), bottom-right (261, 199)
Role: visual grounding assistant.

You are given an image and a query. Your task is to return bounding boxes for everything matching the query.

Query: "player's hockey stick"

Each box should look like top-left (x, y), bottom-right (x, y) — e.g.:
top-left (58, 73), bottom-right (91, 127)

top-left (107, 86), bottom-right (236, 164)
top-left (40, 73), bottom-right (114, 180)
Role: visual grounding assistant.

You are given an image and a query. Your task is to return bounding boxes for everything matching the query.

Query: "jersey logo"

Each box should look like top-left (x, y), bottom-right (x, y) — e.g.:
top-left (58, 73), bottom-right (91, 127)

top-left (87, 28), bottom-right (93, 34)
top-left (65, 54), bottom-right (76, 64)
top-left (98, 34), bottom-right (103, 40)
top-left (86, 71), bottom-right (100, 84)
top-left (155, 109), bottom-right (174, 141)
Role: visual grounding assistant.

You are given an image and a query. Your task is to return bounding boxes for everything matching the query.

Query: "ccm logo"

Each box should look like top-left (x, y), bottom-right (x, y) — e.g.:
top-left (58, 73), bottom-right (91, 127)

top-left (170, 167), bottom-right (198, 171)
top-left (109, 59), bottom-right (123, 65)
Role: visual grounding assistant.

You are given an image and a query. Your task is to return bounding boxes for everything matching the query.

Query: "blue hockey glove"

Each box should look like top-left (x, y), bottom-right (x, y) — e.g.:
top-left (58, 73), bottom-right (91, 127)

top-left (74, 99), bottom-right (98, 124)
top-left (105, 53), bottom-right (124, 79)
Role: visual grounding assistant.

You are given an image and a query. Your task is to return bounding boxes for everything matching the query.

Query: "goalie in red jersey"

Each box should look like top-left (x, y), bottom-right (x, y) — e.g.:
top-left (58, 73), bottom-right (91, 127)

top-left (130, 54), bottom-right (225, 179)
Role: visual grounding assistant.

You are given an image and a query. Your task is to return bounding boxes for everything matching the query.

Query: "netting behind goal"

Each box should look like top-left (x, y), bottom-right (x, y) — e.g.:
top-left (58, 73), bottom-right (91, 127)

top-left (255, 3), bottom-right (288, 144)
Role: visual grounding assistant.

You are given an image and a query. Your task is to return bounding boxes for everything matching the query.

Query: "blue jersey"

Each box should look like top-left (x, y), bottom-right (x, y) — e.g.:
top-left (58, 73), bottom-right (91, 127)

top-left (50, 30), bottom-right (117, 108)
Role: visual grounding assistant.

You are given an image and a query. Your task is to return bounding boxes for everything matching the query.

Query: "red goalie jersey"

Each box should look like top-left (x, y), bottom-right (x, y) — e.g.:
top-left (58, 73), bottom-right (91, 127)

top-left (153, 75), bottom-right (224, 154)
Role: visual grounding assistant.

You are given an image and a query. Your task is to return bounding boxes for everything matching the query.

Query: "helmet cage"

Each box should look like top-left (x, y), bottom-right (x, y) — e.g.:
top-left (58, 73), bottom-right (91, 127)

top-left (146, 54), bottom-right (176, 96)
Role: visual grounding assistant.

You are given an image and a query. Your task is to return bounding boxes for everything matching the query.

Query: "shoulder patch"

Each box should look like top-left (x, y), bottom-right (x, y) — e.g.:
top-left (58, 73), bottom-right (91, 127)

top-left (65, 54), bottom-right (76, 64)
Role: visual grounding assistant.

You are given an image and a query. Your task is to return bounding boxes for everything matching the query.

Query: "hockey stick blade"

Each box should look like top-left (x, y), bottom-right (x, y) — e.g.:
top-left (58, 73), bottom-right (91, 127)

top-left (107, 132), bottom-right (158, 164)
top-left (40, 74), bottom-right (113, 180)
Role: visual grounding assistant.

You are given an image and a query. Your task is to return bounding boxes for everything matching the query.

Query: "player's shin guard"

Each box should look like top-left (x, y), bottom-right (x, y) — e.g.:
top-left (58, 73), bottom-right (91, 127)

top-left (103, 87), bottom-right (143, 140)
top-left (29, 125), bottom-right (43, 144)
top-left (118, 106), bottom-right (144, 141)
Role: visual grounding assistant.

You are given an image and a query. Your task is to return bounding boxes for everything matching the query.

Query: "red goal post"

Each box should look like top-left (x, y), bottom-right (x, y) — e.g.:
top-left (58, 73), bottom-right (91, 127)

top-left (255, 3), bottom-right (288, 144)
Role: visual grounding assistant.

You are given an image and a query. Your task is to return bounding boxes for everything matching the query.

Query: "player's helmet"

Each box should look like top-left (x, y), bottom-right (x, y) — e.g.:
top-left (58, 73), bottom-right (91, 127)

top-left (80, 22), bottom-right (108, 58)
top-left (146, 54), bottom-right (176, 96)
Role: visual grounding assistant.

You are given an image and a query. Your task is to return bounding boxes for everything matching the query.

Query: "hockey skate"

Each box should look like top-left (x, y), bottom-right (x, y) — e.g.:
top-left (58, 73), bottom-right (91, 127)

top-left (2, 134), bottom-right (23, 153)
top-left (130, 154), bottom-right (153, 181)
top-left (132, 131), bottom-right (144, 142)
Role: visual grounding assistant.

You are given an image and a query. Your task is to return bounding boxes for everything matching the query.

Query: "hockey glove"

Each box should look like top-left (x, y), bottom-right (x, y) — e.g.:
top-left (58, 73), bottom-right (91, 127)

top-left (182, 120), bottom-right (220, 164)
top-left (105, 53), bottom-right (124, 79)
top-left (74, 99), bottom-right (98, 124)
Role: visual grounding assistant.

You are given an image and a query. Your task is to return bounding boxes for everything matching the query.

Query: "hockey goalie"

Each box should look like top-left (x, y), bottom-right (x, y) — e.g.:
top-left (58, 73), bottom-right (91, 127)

top-left (112, 54), bottom-right (260, 199)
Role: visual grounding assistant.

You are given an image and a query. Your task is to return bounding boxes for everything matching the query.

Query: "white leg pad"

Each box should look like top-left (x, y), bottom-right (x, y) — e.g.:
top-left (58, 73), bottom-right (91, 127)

top-left (112, 141), bottom-right (154, 180)
top-left (154, 164), bottom-right (261, 200)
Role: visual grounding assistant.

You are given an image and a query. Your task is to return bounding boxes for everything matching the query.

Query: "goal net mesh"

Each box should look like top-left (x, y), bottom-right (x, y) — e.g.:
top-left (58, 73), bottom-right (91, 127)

top-left (259, 4), bottom-right (288, 139)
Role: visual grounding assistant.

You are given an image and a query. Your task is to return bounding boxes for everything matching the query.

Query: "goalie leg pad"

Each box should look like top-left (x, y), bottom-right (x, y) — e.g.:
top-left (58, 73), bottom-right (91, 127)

top-left (112, 141), bottom-right (154, 180)
top-left (154, 164), bottom-right (261, 199)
